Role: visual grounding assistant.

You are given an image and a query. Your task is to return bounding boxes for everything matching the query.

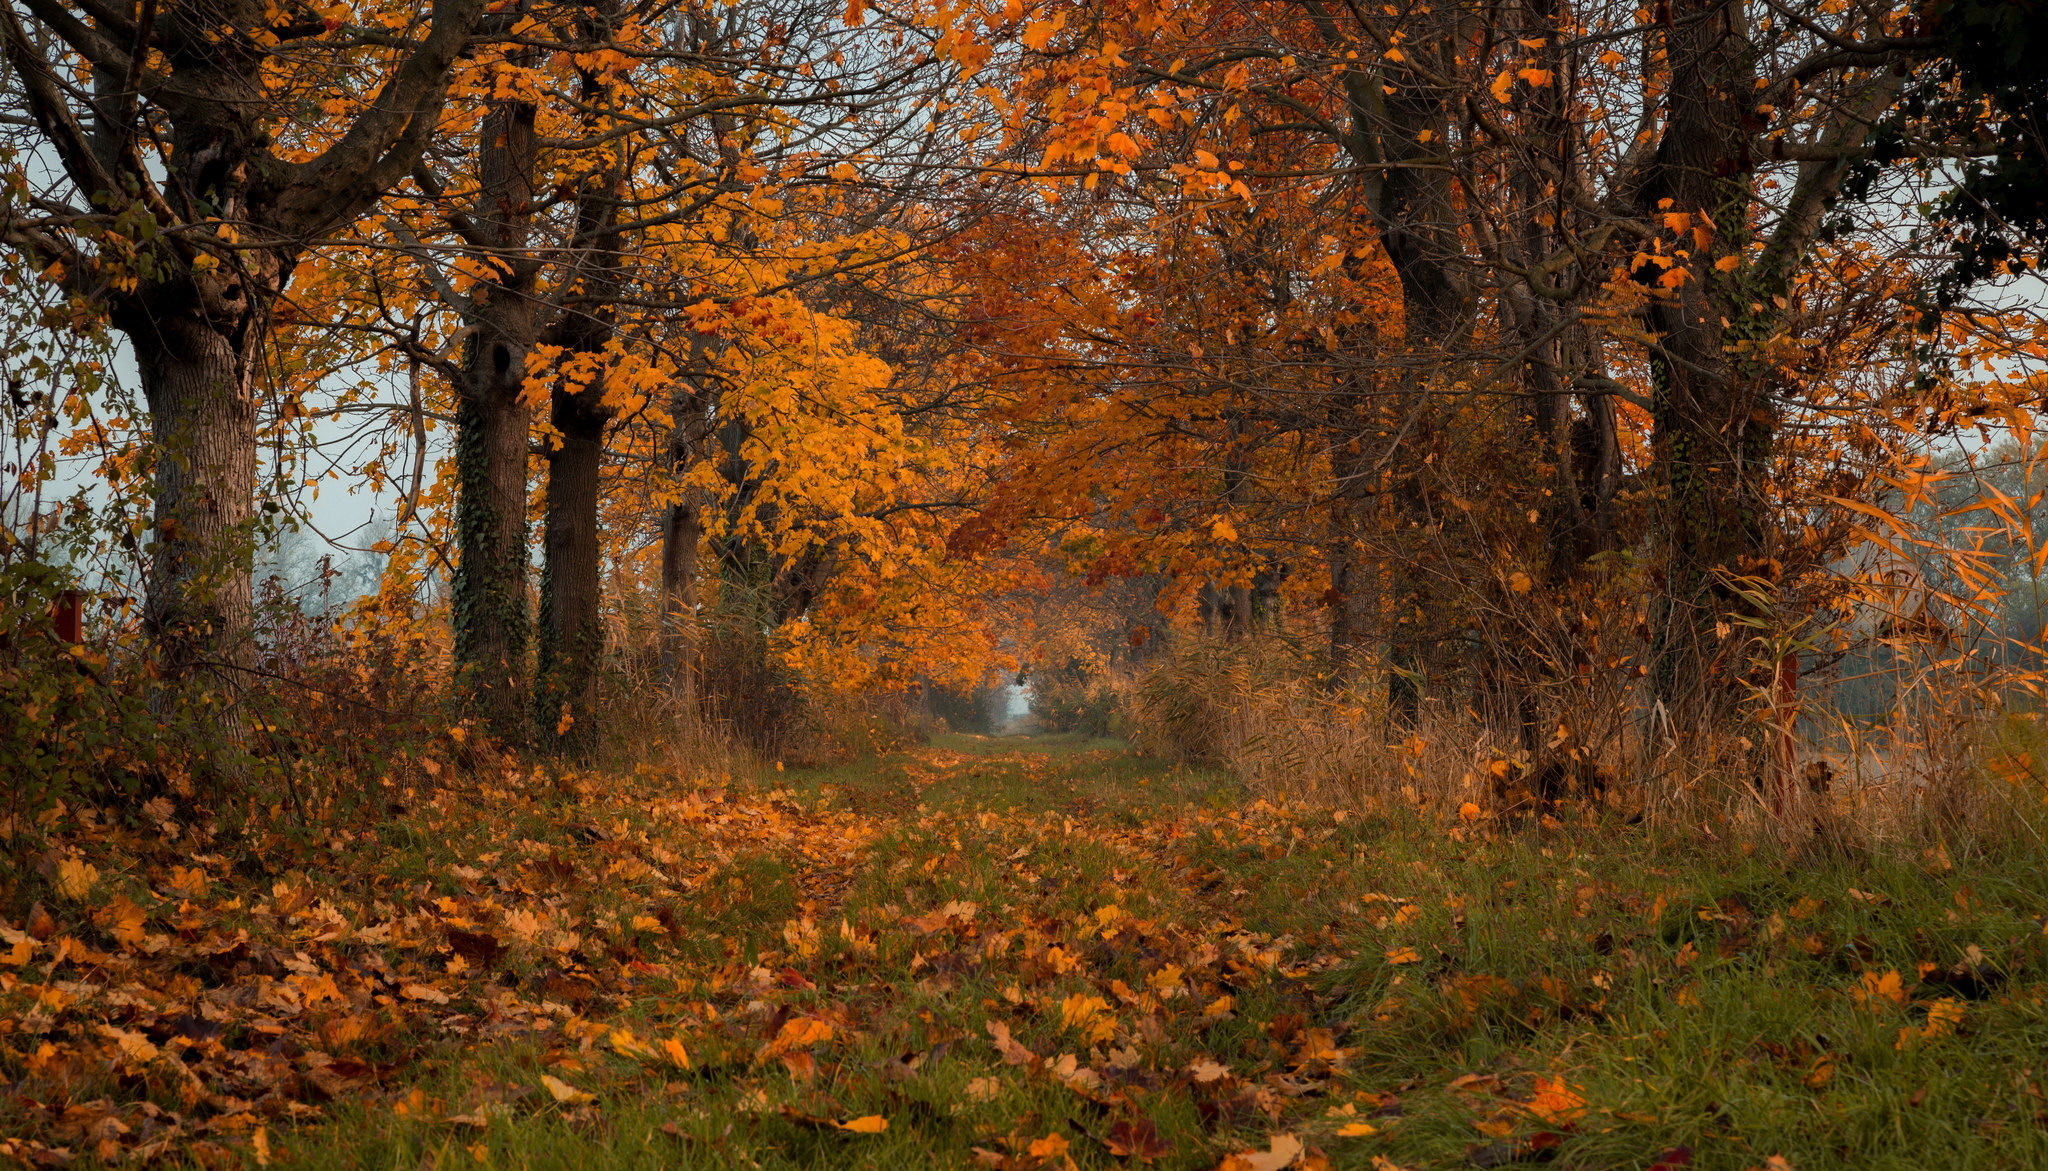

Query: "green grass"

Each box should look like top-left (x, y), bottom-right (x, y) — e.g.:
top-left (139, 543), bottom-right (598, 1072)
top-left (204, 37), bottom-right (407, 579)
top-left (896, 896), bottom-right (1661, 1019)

top-left (13, 735), bottom-right (2048, 1169)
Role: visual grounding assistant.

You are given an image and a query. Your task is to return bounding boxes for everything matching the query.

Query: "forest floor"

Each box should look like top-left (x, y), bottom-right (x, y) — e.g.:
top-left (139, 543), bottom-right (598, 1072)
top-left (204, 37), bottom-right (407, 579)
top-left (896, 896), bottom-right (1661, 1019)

top-left (7, 734), bottom-right (2048, 1169)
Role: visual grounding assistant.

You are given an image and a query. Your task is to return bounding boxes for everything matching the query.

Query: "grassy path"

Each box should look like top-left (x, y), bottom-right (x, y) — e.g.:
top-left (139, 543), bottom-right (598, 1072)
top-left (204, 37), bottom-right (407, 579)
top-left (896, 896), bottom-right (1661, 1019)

top-left (9, 735), bottom-right (2048, 1168)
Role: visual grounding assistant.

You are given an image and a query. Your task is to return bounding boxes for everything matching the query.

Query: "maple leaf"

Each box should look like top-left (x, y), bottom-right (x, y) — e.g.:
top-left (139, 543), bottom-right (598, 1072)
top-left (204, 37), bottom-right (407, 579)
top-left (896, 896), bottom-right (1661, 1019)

top-left (1525, 1076), bottom-right (1586, 1124)
top-left (1856, 969), bottom-right (1908, 1006)
top-left (100, 896), bottom-right (146, 947)
top-left (967, 1076), bottom-right (1003, 1101)
top-left (1217, 1133), bottom-right (1304, 1171)
top-left (988, 1019), bottom-right (1037, 1065)
top-left (1106, 1117), bottom-right (1170, 1161)
top-left (1058, 993), bottom-right (1116, 1043)
top-left (1027, 1133), bottom-right (1069, 1159)
top-left (55, 858), bottom-right (97, 901)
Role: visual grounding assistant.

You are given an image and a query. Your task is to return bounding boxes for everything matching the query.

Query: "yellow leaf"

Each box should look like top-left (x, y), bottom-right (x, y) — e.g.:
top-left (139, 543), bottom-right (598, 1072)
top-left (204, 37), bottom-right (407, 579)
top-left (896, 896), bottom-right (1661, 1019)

top-left (1921, 997), bottom-right (1965, 1038)
top-left (1857, 969), bottom-right (1908, 1006)
top-left (1385, 946), bottom-right (1421, 965)
top-left (1517, 67), bottom-right (1554, 86)
top-left (1219, 1133), bottom-right (1304, 1171)
top-left (834, 1115), bottom-right (889, 1134)
top-left (1714, 254), bottom-right (1742, 272)
top-left (105, 896), bottom-right (146, 946)
top-left (1026, 1133), bottom-right (1069, 1159)
top-left (1458, 802), bottom-right (1482, 822)
top-left (1060, 993), bottom-right (1117, 1043)
top-left (778, 1017), bottom-right (835, 1047)
top-left (1336, 1122), bottom-right (1379, 1136)
top-left (609, 1028), bottom-right (658, 1059)
top-left (1508, 571), bottom-right (1532, 593)
top-left (541, 1074), bottom-right (595, 1104)
top-left (99, 1024), bottom-right (159, 1065)
top-left (55, 857), bottom-right (97, 901)
top-left (662, 1037), bottom-right (692, 1069)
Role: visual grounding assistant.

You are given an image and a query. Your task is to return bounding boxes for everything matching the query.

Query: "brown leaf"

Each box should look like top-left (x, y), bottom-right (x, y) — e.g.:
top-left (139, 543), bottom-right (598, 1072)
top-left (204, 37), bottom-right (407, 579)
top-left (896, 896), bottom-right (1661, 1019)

top-left (1105, 1117), bottom-right (1170, 1162)
top-left (445, 928), bottom-right (506, 969)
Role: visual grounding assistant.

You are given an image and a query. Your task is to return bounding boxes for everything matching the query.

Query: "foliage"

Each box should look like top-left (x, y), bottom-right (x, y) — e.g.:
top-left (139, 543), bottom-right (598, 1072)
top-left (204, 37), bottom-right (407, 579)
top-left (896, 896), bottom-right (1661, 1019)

top-left (1029, 659), bottom-right (1124, 738)
top-left (0, 561), bottom-right (136, 834)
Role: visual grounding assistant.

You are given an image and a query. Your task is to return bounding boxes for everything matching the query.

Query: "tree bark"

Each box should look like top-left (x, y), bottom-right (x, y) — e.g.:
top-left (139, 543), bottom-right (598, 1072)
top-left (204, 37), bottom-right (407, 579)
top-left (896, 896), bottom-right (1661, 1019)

top-left (659, 494), bottom-right (703, 703)
top-left (451, 92), bottom-right (539, 736)
top-left (1641, 0), bottom-right (1762, 727)
top-left (1312, 0), bottom-right (1475, 721)
top-left (125, 297), bottom-right (264, 684)
top-left (658, 347), bottom-right (716, 702)
top-left (537, 386), bottom-right (609, 751)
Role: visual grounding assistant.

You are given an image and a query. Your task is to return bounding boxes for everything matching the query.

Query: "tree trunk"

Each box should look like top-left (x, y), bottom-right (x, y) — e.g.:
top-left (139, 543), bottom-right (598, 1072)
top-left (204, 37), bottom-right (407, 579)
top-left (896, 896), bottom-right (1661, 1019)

top-left (1642, 0), bottom-right (1763, 729)
top-left (1327, 6), bottom-right (1474, 723)
top-left (537, 387), bottom-right (609, 752)
top-left (659, 495), bottom-right (703, 703)
top-left (451, 93), bottom-right (539, 736)
top-left (658, 349), bottom-right (716, 702)
top-left (125, 296), bottom-right (264, 687)
top-left (533, 0), bottom-right (629, 756)
top-left (1325, 394), bottom-right (1380, 680)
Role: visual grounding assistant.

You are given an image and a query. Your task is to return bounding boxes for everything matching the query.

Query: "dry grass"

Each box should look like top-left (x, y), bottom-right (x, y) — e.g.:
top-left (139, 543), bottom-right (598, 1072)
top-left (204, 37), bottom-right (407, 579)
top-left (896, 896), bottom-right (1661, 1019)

top-left (1119, 637), bottom-right (2048, 861)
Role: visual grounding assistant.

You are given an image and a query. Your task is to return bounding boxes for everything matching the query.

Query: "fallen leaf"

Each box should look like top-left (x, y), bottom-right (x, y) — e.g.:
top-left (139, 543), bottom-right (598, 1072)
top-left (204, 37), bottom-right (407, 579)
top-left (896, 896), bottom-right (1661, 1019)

top-left (834, 1115), bottom-right (888, 1134)
top-left (56, 858), bottom-right (97, 901)
top-left (1107, 1117), bottom-right (1171, 1161)
top-left (540, 1075), bottom-right (595, 1105)
top-left (1525, 1076), bottom-right (1585, 1124)
top-left (1217, 1133), bottom-right (1303, 1171)
top-left (400, 983), bottom-right (450, 1005)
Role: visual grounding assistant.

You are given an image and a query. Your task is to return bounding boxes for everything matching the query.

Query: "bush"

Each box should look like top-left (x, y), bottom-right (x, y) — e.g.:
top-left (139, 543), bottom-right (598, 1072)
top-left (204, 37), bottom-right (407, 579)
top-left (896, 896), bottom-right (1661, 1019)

top-left (0, 561), bottom-right (139, 838)
top-left (1031, 659), bottom-right (1122, 737)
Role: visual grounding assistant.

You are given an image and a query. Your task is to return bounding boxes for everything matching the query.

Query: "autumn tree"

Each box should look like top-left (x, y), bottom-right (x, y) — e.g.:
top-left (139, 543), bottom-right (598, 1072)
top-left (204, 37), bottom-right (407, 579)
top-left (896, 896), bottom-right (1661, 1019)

top-left (0, 0), bottom-right (487, 684)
